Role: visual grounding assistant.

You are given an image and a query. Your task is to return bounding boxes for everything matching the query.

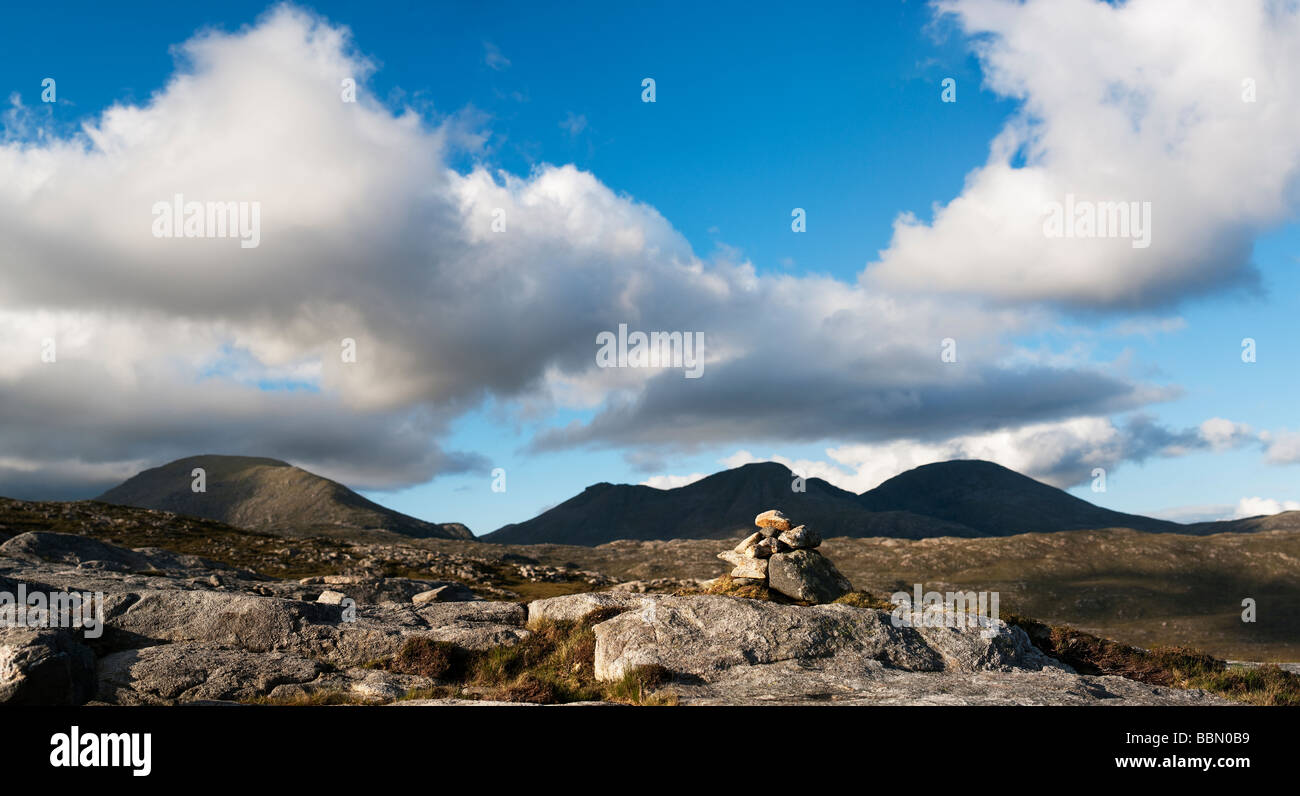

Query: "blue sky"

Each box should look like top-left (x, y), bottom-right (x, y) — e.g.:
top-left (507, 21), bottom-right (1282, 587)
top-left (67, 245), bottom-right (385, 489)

top-left (1, 1), bottom-right (1298, 534)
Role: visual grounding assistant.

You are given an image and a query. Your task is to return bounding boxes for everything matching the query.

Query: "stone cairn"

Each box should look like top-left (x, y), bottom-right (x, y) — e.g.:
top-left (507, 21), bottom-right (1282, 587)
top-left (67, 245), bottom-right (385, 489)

top-left (717, 509), bottom-right (852, 604)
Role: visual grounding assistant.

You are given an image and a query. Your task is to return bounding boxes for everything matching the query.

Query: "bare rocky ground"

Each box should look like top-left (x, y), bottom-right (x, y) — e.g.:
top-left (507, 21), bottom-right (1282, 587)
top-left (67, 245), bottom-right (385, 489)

top-left (0, 524), bottom-right (1232, 706)
top-left (2, 497), bottom-right (1290, 705)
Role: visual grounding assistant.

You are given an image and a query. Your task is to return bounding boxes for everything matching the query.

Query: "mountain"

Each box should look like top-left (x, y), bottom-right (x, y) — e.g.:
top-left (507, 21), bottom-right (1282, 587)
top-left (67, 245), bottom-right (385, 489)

top-left (856, 459), bottom-right (1183, 535)
top-left (484, 461), bottom-right (979, 545)
top-left (484, 458), bottom-right (1299, 545)
top-left (96, 455), bottom-right (473, 540)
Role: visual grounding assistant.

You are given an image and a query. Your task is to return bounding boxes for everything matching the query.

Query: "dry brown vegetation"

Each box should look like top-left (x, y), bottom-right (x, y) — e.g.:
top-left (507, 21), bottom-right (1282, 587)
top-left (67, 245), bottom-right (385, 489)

top-left (1005, 614), bottom-right (1300, 705)
top-left (381, 607), bottom-right (677, 705)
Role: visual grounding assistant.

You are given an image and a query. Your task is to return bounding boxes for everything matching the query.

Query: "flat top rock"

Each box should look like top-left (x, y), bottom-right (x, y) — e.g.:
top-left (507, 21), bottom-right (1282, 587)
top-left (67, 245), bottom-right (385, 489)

top-left (527, 592), bottom-right (658, 625)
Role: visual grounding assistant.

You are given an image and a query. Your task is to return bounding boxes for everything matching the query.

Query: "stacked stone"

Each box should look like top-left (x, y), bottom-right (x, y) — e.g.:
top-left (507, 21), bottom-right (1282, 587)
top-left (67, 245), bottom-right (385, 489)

top-left (717, 509), bottom-right (851, 603)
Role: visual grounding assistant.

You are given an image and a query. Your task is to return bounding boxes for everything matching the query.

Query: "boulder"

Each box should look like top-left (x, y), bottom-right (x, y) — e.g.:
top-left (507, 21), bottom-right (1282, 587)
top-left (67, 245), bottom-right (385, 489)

top-left (527, 592), bottom-right (658, 625)
top-left (0, 627), bottom-right (97, 705)
top-left (100, 590), bottom-right (332, 652)
top-left (593, 595), bottom-right (940, 681)
top-left (591, 594), bottom-right (1060, 683)
top-left (767, 549), bottom-right (852, 603)
top-left (317, 590), bottom-right (348, 604)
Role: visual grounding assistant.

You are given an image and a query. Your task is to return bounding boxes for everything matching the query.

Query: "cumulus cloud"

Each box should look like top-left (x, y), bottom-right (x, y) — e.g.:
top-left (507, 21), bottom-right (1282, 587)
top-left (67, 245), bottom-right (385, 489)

top-left (867, 0), bottom-right (1300, 307)
top-left (1234, 496), bottom-right (1300, 518)
top-left (1199, 417), bottom-right (1254, 451)
top-left (0, 3), bottom-right (1276, 500)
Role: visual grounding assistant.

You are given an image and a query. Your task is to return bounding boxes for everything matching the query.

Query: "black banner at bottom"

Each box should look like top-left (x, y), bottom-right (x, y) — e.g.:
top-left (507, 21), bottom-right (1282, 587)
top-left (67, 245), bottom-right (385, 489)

top-left (8, 704), bottom-right (1288, 784)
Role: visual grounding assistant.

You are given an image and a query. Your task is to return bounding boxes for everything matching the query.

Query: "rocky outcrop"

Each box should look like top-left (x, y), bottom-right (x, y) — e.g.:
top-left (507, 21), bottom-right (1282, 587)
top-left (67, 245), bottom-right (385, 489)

top-left (0, 527), bottom-right (1248, 706)
top-left (520, 592), bottom-right (1231, 705)
top-left (588, 595), bottom-right (1055, 681)
top-left (96, 643), bottom-right (327, 705)
top-left (716, 510), bottom-right (851, 603)
top-left (0, 627), bottom-right (98, 705)
top-left (0, 531), bottom-right (534, 704)
top-left (99, 589), bottom-right (528, 667)
top-left (95, 641), bottom-right (455, 705)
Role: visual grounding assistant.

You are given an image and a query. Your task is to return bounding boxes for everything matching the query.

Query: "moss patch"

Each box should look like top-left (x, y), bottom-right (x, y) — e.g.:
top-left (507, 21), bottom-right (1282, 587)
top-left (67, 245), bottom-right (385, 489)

top-left (833, 591), bottom-right (896, 611)
top-left (676, 574), bottom-right (806, 604)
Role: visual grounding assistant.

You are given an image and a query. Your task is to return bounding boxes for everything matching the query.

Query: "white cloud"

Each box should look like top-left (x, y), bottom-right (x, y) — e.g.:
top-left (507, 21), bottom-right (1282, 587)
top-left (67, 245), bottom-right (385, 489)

top-left (639, 473), bottom-right (708, 490)
top-left (867, 0), bottom-right (1300, 307)
top-left (1199, 417), bottom-right (1254, 451)
top-left (1261, 430), bottom-right (1300, 464)
top-left (0, 3), bottom-right (1252, 498)
top-left (1234, 496), bottom-right (1300, 518)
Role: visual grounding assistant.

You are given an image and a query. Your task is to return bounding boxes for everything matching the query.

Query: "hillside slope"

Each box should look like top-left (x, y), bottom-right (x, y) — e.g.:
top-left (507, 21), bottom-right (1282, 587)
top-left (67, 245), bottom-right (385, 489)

top-left (856, 459), bottom-right (1183, 535)
top-left (97, 455), bottom-right (473, 540)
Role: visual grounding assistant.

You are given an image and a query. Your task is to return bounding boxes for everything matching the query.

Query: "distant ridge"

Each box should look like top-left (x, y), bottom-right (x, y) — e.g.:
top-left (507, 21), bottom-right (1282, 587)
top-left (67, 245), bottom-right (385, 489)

top-left (484, 461), bottom-right (979, 545)
top-left (856, 459), bottom-right (1181, 535)
top-left (483, 458), bottom-right (1300, 545)
top-left (97, 455), bottom-right (473, 540)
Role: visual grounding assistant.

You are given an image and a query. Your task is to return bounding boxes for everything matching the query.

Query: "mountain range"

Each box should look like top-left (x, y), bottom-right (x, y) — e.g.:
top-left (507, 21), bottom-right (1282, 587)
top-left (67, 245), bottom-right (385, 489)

top-left (90, 454), bottom-right (1300, 546)
top-left (483, 459), bottom-right (1300, 545)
